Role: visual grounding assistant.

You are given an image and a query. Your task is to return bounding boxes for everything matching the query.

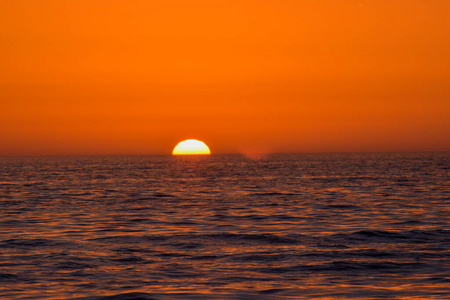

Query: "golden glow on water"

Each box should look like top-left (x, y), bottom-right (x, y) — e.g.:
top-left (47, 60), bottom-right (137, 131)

top-left (0, 153), bottom-right (449, 299)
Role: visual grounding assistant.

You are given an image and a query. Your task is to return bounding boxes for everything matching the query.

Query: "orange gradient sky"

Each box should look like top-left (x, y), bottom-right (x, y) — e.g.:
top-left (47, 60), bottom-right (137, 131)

top-left (1, 0), bottom-right (449, 156)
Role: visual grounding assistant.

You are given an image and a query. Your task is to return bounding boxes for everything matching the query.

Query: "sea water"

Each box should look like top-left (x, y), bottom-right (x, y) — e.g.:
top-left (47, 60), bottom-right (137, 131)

top-left (0, 152), bottom-right (449, 299)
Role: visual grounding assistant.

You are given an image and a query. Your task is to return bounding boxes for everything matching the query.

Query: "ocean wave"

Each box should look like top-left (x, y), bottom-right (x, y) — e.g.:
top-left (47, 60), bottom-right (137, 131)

top-left (0, 238), bottom-right (64, 248)
top-left (248, 192), bottom-right (299, 197)
top-left (0, 273), bottom-right (21, 283)
top-left (329, 229), bottom-right (450, 244)
top-left (258, 260), bottom-right (436, 275)
top-left (72, 293), bottom-right (158, 300)
top-left (200, 233), bottom-right (300, 244)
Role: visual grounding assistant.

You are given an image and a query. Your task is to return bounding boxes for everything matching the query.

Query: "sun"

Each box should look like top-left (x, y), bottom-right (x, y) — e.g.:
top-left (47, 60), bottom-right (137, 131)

top-left (172, 139), bottom-right (211, 155)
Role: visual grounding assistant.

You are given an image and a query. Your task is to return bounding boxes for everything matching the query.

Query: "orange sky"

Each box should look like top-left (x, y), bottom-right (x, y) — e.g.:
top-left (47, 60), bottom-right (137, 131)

top-left (1, 0), bottom-right (449, 156)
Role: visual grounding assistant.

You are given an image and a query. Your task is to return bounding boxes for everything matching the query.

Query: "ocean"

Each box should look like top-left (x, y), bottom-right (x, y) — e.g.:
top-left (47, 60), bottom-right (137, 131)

top-left (0, 152), bottom-right (449, 300)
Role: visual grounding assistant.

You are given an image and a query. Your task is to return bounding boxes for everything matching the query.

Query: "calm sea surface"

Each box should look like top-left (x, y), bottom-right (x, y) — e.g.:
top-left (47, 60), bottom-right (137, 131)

top-left (0, 152), bottom-right (449, 300)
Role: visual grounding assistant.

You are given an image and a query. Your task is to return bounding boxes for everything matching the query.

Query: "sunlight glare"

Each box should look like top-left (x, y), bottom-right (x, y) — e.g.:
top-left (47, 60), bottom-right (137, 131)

top-left (172, 139), bottom-right (211, 155)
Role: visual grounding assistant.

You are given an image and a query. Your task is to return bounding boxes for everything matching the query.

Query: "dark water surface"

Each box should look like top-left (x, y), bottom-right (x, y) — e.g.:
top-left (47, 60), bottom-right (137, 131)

top-left (0, 153), bottom-right (449, 299)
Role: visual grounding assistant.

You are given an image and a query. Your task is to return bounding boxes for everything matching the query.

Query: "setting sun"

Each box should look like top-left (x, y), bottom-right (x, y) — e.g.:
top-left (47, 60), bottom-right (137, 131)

top-left (172, 139), bottom-right (211, 155)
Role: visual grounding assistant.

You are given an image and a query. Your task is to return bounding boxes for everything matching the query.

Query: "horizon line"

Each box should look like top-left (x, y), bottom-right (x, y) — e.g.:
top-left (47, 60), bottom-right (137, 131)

top-left (1, 150), bottom-right (449, 159)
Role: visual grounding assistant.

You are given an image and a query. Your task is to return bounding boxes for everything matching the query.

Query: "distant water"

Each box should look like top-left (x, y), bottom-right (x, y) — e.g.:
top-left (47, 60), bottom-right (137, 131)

top-left (0, 152), bottom-right (449, 300)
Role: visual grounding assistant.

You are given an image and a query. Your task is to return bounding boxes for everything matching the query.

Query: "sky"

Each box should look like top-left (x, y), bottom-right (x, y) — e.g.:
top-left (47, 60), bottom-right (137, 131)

top-left (1, 0), bottom-right (449, 156)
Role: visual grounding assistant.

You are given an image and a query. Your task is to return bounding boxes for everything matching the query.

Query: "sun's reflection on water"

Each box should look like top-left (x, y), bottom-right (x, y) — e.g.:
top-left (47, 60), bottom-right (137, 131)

top-left (0, 153), bottom-right (449, 299)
